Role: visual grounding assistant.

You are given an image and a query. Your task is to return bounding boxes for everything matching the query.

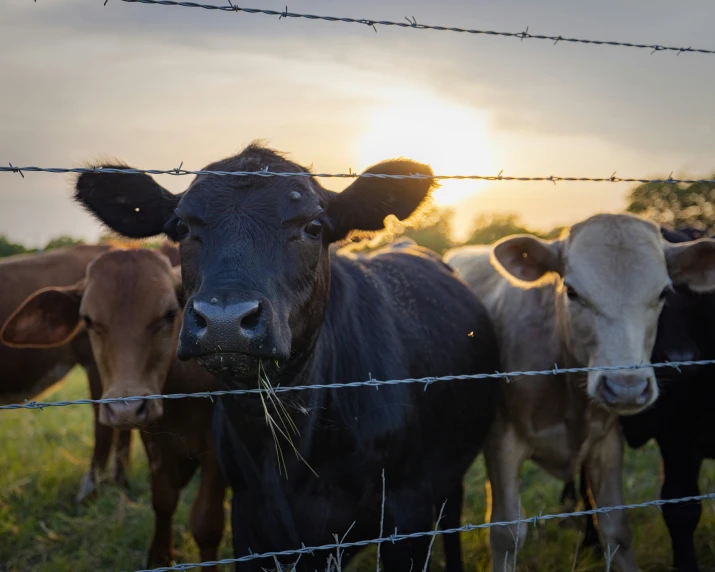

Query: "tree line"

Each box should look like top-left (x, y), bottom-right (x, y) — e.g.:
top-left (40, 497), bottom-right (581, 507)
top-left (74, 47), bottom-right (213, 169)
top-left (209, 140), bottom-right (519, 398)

top-left (2, 176), bottom-right (712, 258)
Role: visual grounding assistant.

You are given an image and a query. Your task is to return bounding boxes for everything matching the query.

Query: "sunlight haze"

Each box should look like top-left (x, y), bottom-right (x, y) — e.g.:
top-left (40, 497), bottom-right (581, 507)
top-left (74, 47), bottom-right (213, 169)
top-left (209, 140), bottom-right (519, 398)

top-left (1, 0), bottom-right (715, 244)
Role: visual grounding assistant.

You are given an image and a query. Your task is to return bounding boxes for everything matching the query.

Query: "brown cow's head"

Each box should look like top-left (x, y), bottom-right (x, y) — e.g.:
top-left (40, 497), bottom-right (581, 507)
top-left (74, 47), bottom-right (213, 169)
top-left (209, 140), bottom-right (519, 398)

top-left (1, 249), bottom-right (182, 427)
top-left (490, 213), bottom-right (715, 415)
top-left (72, 143), bottom-right (435, 384)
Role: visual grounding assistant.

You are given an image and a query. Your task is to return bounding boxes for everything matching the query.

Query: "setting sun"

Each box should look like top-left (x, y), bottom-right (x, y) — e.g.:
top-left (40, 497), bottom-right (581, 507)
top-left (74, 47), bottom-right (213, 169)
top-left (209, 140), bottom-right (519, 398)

top-left (355, 91), bottom-right (497, 206)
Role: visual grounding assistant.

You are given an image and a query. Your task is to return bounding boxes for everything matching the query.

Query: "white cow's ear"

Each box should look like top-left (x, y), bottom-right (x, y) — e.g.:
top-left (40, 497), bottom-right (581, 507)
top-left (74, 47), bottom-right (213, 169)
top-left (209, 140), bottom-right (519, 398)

top-left (491, 234), bottom-right (563, 288)
top-left (664, 238), bottom-right (715, 293)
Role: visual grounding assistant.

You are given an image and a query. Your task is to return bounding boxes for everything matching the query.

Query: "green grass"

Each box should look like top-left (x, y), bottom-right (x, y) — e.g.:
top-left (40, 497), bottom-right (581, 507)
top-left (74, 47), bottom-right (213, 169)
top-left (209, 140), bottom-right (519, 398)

top-left (1, 368), bottom-right (713, 571)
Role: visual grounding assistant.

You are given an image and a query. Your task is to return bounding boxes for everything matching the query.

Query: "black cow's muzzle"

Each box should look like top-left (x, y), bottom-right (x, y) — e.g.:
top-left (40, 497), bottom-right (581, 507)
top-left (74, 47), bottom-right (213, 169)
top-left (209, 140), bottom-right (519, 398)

top-left (178, 292), bottom-right (290, 376)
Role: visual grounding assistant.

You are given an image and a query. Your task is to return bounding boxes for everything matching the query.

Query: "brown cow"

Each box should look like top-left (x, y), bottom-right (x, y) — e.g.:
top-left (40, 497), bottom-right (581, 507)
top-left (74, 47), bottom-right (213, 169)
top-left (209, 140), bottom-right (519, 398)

top-left (2, 248), bottom-right (226, 569)
top-left (0, 244), bottom-right (133, 502)
top-left (444, 214), bottom-right (715, 572)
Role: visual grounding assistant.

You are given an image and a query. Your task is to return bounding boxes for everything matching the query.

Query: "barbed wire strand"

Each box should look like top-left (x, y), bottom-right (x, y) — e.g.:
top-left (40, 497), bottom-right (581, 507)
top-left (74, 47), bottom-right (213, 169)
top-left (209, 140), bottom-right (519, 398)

top-left (3, 359), bottom-right (714, 411)
top-left (133, 491), bottom-right (715, 572)
top-left (113, 0), bottom-right (715, 56)
top-left (2, 164), bottom-right (715, 185)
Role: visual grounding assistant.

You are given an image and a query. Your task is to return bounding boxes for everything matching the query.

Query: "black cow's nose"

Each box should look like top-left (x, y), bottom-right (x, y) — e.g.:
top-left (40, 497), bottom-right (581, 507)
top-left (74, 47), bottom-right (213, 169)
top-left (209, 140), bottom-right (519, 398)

top-left (179, 297), bottom-right (266, 358)
top-left (663, 348), bottom-right (696, 363)
top-left (192, 299), bottom-right (262, 333)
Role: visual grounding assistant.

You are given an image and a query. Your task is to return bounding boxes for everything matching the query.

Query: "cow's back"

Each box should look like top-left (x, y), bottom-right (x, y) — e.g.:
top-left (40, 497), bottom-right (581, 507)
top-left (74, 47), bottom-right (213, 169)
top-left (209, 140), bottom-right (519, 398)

top-left (0, 245), bottom-right (108, 402)
top-left (445, 245), bottom-right (560, 373)
top-left (323, 244), bottom-right (501, 485)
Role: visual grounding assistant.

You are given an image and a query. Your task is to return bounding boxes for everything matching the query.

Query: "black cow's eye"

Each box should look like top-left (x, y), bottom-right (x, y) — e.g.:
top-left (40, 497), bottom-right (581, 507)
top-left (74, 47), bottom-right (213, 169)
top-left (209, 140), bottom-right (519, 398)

top-left (304, 219), bottom-right (323, 238)
top-left (82, 315), bottom-right (93, 329)
top-left (174, 220), bottom-right (190, 240)
top-left (659, 287), bottom-right (672, 301)
top-left (564, 284), bottom-right (580, 302)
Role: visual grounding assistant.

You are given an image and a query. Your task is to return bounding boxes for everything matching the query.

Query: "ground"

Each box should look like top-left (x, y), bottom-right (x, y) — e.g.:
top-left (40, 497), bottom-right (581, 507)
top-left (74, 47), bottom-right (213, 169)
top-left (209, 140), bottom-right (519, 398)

top-left (0, 368), bottom-right (713, 572)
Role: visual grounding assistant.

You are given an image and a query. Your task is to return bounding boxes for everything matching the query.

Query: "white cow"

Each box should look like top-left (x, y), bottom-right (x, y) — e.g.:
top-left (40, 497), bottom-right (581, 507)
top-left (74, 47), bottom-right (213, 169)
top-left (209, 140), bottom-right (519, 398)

top-left (444, 213), bottom-right (715, 571)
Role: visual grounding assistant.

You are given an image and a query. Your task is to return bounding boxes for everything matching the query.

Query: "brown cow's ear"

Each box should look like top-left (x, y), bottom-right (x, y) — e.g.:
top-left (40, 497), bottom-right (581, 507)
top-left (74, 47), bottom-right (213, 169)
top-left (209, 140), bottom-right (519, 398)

top-left (491, 235), bottom-right (563, 288)
top-left (0, 284), bottom-right (84, 348)
top-left (665, 238), bottom-right (715, 293)
top-left (171, 266), bottom-right (185, 306)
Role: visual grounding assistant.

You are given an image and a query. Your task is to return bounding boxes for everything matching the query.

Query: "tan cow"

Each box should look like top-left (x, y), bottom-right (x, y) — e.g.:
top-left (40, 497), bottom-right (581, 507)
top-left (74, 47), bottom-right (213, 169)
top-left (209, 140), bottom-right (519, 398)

top-left (0, 244), bottom-right (133, 501)
top-left (1, 248), bottom-right (226, 570)
top-left (444, 213), bottom-right (715, 572)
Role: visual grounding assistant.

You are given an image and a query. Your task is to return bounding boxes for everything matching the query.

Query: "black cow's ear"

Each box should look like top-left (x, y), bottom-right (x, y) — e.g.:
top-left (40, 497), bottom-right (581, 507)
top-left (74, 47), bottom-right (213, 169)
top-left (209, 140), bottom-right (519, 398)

top-left (74, 164), bottom-right (181, 238)
top-left (325, 159), bottom-right (436, 242)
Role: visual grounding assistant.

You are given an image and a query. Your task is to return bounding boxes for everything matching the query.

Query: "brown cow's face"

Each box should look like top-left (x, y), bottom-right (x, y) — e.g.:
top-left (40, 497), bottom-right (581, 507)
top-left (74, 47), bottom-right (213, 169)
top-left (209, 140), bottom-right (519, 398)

top-left (491, 214), bottom-right (715, 415)
top-left (81, 251), bottom-right (181, 427)
top-left (0, 249), bottom-right (182, 428)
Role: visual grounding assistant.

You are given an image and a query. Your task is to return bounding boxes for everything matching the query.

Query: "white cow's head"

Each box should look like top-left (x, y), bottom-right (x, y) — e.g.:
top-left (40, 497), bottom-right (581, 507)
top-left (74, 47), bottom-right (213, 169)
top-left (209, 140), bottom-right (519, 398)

top-left (491, 214), bottom-right (715, 415)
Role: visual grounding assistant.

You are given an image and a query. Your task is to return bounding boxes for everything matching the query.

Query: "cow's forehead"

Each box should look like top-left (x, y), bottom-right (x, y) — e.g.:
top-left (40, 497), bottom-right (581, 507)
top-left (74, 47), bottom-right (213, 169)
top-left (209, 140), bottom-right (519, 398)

top-left (178, 174), bottom-right (322, 220)
top-left (85, 251), bottom-right (174, 306)
top-left (563, 215), bottom-right (668, 294)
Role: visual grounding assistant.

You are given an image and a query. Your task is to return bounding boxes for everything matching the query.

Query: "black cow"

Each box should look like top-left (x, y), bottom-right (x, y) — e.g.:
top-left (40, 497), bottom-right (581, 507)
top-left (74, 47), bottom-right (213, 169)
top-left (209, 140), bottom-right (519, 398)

top-left (563, 227), bottom-right (715, 572)
top-left (73, 143), bottom-right (500, 572)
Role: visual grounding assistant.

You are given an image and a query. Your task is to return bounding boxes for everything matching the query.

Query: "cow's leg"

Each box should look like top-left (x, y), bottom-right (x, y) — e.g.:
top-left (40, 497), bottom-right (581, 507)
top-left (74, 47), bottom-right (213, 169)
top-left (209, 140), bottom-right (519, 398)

top-left (189, 452), bottom-right (227, 571)
top-left (111, 429), bottom-right (133, 488)
top-left (77, 365), bottom-right (113, 503)
top-left (579, 463), bottom-right (600, 550)
top-left (560, 479), bottom-right (578, 509)
top-left (659, 438), bottom-right (702, 572)
top-left (441, 482), bottom-right (464, 572)
top-left (380, 487), bottom-right (433, 572)
top-left (485, 422), bottom-right (529, 572)
top-left (146, 437), bottom-right (198, 567)
top-left (584, 427), bottom-right (637, 572)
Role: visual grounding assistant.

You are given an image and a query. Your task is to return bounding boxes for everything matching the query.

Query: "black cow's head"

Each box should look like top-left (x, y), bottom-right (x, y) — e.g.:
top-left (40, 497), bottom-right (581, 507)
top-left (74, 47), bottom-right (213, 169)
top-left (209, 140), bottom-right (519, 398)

top-left (654, 227), bottom-right (715, 378)
top-left (75, 143), bottom-right (436, 382)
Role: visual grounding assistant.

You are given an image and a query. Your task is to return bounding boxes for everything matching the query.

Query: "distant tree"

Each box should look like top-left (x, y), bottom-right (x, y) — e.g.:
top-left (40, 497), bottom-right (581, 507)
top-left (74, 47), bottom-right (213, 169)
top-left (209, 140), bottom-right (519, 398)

top-left (626, 177), bottom-right (715, 231)
top-left (401, 208), bottom-right (455, 255)
top-left (0, 235), bottom-right (29, 258)
top-left (464, 213), bottom-right (554, 245)
top-left (43, 235), bottom-right (85, 251)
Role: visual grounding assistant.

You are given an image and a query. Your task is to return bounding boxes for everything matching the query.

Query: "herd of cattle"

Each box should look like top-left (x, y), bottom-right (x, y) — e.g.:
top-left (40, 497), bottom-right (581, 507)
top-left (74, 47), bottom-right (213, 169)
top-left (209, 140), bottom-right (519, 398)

top-left (0, 143), bottom-right (714, 572)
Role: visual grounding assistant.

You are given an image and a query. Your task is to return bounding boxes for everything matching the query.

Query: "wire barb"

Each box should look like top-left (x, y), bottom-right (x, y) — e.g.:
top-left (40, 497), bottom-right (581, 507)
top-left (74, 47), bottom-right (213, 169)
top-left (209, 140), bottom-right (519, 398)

top-left (8, 163), bottom-right (24, 178)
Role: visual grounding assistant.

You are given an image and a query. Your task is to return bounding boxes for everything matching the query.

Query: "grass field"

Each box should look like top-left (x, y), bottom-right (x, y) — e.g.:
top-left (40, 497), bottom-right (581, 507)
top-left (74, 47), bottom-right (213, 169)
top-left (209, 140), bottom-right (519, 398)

top-left (1, 368), bottom-right (714, 572)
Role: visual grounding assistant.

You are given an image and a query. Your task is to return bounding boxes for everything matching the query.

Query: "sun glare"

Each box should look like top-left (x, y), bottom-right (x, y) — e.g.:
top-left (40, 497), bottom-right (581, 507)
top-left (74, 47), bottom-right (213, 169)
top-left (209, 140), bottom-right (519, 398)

top-left (355, 92), bottom-right (496, 207)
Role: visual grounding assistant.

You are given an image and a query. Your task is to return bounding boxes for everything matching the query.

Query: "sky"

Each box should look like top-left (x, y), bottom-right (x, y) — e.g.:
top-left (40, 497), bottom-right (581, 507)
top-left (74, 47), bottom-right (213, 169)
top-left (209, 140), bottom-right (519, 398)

top-left (1, 0), bottom-right (714, 245)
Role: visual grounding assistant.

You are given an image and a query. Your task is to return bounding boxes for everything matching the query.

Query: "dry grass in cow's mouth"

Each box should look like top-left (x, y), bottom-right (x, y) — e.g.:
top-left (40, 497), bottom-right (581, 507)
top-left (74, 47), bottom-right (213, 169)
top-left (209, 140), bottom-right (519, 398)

top-left (257, 360), bottom-right (317, 478)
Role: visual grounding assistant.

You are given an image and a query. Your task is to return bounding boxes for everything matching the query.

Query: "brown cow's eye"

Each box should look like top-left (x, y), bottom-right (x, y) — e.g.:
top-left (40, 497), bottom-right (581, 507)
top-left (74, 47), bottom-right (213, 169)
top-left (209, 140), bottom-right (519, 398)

top-left (304, 219), bottom-right (323, 238)
top-left (164, 309), bottom-right (177, 323)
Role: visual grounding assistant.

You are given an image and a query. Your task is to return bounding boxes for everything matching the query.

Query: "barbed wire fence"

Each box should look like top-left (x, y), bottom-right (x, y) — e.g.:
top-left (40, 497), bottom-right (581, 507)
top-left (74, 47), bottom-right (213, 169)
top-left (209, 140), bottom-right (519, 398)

top-left (2, 164), bottom-right (714, 185)
top-left (2, 358), bottom-right (715, 572)
top-left (2, 359), bottom-right (715, 411)
top-left (4, 1), bottom-right (715, 572)
top-left (114, 0), bottom-right (715, 56)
